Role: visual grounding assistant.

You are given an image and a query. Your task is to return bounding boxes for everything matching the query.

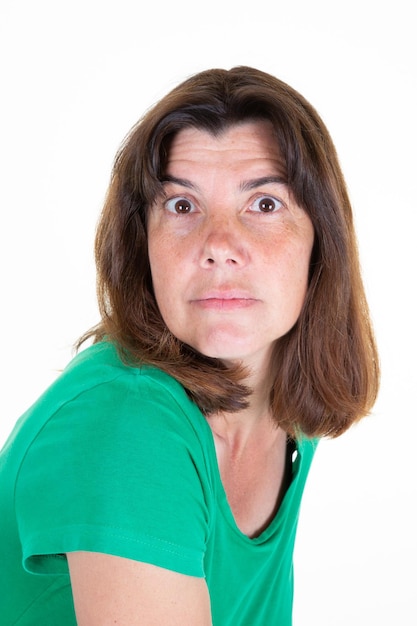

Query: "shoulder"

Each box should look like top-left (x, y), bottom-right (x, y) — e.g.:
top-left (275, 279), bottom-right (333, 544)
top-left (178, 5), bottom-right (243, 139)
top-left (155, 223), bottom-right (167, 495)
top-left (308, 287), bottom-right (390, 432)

top-left (29, 341), bottom-right (202, 430)
top-left (60, 340), bottom-right (191, 404)
top-left (297, 435), bottom-right (319, 457)
top-left (61, 341), bottom-right (206, 439)
top-left (13, 340), bottom-right (213, 511)
top-left (290, 435), bottom-right (319, 495)
top-left (8, 341), bottom-right (210, 475)
top-left (12, 343), bottom-right (214, 579)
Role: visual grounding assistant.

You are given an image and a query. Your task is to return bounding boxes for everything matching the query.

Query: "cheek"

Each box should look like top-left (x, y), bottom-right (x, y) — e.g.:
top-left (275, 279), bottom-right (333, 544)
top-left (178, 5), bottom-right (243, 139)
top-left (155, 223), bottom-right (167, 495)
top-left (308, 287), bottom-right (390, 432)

top-left (148, 236), bottom-right (167, 300)
top-left (291, 223), bottom-right (315, 282)
top-left (293, 246), bottom-right (313, 297)
top-left (271, 238), bottom-right (313, 309)
top-left (148, 225), bottom-right (169, 275)
top-left (148, 237), bottom-right (186, 322)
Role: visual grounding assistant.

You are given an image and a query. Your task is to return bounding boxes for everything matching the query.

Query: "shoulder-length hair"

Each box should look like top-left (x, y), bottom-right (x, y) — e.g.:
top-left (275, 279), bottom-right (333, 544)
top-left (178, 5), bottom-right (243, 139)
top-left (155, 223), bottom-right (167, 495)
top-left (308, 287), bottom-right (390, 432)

top-left (80, 66), bottom-right (379, 438)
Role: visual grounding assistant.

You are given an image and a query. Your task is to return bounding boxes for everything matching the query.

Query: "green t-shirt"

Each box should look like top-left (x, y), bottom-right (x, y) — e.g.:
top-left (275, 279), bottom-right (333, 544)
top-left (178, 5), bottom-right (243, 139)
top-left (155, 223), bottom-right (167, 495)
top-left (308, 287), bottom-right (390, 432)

top-left (0, 341), bottom-right (317, 625)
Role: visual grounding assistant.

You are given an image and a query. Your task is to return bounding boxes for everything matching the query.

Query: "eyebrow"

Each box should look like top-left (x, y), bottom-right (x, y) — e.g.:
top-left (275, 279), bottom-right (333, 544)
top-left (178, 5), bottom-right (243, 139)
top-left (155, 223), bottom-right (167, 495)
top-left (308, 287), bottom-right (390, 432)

top-left (239, 176), bottom-right (287, 191)
top-left (161, 174), bottom-right (287, 192)
top-left (161, 175), bottom-right (199, 190)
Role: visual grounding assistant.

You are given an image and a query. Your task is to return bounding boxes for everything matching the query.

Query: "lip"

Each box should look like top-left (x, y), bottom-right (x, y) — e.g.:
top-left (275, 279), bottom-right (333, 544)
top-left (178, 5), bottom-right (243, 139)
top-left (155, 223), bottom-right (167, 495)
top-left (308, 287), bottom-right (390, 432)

top-left (191, 290), bottom-right (259, 311)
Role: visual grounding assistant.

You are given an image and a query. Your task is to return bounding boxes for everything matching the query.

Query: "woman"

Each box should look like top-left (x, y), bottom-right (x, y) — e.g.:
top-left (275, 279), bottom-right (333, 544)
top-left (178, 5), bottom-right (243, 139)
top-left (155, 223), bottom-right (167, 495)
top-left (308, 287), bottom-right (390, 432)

top-left (0, 66), bottom-right (379, 625)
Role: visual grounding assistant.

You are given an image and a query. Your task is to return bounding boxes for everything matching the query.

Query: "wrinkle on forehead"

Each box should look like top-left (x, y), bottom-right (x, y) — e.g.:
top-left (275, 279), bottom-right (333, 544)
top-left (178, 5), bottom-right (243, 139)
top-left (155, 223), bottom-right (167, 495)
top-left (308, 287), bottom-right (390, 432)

top-left (164, 121), bottom-right (287, 180)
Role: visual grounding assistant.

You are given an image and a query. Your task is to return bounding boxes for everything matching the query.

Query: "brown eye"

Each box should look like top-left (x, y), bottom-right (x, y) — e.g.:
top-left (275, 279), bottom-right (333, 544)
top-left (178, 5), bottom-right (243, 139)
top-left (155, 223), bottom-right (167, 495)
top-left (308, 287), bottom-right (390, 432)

top-left (252, 196), bottom-right (283, 213)
top-left (166, 197), bottom-right (195, 214)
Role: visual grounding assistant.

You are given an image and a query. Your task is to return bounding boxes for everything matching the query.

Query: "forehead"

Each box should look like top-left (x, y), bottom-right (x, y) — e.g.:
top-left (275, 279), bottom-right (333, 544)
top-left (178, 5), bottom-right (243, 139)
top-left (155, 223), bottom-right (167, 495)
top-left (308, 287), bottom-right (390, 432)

top-left (164, 121), bottom-right (285, 175)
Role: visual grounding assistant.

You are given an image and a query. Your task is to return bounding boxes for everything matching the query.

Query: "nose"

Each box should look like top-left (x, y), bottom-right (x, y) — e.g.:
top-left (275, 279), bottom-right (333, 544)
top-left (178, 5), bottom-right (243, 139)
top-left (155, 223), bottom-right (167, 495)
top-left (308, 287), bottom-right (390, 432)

top-left (199, 217), bottom-right (248, 268)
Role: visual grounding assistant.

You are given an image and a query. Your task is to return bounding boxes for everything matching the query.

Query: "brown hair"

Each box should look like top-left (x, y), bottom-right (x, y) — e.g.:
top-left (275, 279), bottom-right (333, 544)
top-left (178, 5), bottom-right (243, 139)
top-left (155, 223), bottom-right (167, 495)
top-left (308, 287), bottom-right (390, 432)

top-left (80, 66), bottom-right (379, 438)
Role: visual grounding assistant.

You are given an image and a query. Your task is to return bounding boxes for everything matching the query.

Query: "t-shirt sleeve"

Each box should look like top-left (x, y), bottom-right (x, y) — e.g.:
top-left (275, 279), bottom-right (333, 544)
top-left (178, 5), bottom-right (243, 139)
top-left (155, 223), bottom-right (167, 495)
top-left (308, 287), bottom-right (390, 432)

top-left (15, 371), bottom-right (211, 578)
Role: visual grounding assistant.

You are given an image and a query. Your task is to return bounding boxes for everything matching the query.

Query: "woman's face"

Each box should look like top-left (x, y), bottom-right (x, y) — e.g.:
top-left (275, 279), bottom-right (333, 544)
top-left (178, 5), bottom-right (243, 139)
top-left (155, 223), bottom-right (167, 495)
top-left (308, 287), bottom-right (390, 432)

top-left (147, 121), bottom-right (314, 375)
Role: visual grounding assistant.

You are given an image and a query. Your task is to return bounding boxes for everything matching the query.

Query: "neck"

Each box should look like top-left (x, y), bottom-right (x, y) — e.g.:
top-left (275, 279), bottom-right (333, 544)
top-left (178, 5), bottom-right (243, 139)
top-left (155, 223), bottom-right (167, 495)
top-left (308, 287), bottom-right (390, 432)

top-left (210, 350), bottom-right (278, 453)
top-left (207, 382), bottom-right (277, 456)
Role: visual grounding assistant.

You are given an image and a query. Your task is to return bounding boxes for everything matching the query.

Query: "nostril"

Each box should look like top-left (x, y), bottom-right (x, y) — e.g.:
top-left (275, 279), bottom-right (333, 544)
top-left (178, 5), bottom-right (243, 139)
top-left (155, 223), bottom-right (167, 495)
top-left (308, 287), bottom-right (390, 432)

top-left (205, 257), bottom-right (238, 266)
top-left (201, 233), bottom-right (246, 267)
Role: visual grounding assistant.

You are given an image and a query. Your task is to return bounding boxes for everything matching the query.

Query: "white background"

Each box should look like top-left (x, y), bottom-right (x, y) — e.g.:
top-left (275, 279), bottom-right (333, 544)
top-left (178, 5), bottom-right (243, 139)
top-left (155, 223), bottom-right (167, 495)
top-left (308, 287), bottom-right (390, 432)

top-left (0, 0), bottom-right (415, 623)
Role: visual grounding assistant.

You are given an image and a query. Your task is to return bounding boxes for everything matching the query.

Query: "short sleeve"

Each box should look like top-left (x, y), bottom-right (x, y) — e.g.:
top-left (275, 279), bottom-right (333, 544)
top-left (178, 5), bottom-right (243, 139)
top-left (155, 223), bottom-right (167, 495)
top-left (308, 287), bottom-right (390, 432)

top-left (15, 369), bottom-right (211, 578)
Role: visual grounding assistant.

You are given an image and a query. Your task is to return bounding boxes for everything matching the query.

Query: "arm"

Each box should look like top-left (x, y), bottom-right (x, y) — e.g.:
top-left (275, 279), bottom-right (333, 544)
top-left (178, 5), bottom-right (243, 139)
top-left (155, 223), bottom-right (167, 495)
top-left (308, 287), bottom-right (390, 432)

top-left (67, 551), bottom-right (212, 625)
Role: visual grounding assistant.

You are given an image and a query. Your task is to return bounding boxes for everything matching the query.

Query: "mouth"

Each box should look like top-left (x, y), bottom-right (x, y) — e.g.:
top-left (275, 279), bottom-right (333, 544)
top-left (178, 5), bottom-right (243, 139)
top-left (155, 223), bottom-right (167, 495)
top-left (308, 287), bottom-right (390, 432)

top-left (191, 290), bottom-right (259, 311)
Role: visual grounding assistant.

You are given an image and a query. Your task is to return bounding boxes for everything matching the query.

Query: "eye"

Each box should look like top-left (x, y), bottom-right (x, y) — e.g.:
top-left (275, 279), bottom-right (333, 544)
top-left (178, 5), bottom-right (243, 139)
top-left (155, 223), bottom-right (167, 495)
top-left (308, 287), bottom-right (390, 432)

top-left (250, 195), bottom-right (283, 213)
top-left (165, 196), bottom-right (196, 214)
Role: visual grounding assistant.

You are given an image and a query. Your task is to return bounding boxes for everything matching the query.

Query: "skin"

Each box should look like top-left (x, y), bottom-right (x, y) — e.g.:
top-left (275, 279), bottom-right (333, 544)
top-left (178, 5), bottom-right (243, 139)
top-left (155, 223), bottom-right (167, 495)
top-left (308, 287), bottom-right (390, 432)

top-left (148, 120), bottom-right (315, 536)
top-left (148, 121), bottom-right (314, 387)
top-left (68, 121), bottom-right (315, 624)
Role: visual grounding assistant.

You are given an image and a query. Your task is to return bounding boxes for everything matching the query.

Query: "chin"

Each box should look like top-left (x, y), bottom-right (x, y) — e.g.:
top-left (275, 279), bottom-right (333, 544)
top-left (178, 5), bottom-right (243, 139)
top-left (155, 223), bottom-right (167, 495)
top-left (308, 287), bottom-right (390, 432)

top-left (190, 337), bottom-right (246, 358)
top-left (192, 342), bottom-right (264, 367)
